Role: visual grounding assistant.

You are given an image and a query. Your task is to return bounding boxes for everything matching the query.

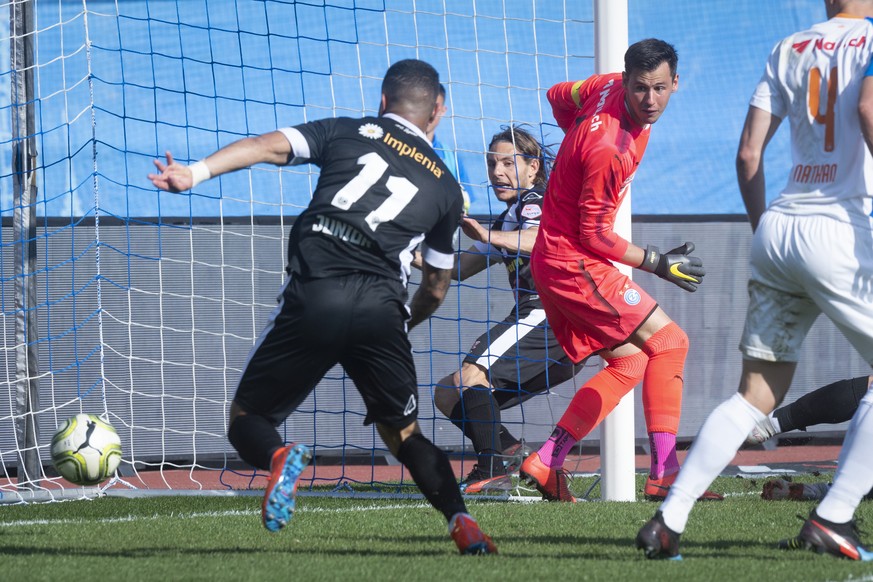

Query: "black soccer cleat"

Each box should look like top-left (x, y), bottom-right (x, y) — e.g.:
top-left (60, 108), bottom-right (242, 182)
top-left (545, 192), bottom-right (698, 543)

top-left (636, 510), bottom-right (683, 560)
top-left (779, 510), bottom-right (873, 561)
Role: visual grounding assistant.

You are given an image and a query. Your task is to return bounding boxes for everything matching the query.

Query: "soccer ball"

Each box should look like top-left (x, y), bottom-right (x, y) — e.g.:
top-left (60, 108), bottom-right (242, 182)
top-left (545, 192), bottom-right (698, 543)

top-left (51, 413), bottom-right (122, 486)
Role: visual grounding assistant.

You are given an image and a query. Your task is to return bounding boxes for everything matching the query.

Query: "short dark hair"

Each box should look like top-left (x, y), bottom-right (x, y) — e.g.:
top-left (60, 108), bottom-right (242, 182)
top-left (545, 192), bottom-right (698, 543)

top-left (624, 38), bottom-right (678, 77)
top-left (438, 83), bottom-right (447, 98)
top-left (382, 59), bottom-right (440, 113)
top-left (488, 124), bottom-right (553, 188)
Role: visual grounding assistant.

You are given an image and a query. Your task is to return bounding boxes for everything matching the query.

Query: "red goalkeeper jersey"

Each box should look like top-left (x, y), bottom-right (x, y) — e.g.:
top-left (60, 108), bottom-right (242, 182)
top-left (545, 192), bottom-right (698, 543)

top-left (536, 73), bottom-right (650, 265)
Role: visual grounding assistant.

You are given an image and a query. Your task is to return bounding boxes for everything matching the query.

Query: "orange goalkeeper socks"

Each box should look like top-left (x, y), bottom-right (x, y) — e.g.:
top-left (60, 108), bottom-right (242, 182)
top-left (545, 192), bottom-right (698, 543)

top-left (538, 351), bottom-right (647, 469)
top-left (640, 322), bottom-right (688, 435)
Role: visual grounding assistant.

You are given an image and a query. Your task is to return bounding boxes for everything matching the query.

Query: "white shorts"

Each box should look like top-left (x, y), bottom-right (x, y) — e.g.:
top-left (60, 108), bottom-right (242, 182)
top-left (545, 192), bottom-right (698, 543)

top-left (740, 210), bottom-right (873, 364)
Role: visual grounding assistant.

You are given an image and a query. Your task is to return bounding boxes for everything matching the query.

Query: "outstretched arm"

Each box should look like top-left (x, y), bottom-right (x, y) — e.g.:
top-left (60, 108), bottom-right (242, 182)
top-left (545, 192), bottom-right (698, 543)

top-left (148, 131), bottom-right (294, 192)
top-left (411, 245), bottom-right (491, 281)
top-left (460, 216), bottom-right (538, 256)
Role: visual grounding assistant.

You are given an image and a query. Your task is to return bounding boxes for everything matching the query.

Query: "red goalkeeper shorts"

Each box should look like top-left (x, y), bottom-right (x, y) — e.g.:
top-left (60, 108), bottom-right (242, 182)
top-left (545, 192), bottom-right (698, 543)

top-left (530, 253), bottom-right (657, 364)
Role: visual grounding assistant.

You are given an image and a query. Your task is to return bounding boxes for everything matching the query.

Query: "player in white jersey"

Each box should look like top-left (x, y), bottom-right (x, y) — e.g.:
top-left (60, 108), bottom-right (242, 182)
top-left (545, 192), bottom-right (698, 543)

top-left (758, 15), bottom-right (873, 226)
top-left (637, 0), bottom-right (873, 561)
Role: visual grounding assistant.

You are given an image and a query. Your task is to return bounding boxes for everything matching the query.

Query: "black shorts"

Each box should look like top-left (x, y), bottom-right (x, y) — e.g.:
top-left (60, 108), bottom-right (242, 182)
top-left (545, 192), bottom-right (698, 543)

top-left (234, 272), bottom-right (419, 428)
top-left (464, 295), bottom-right (577, 408)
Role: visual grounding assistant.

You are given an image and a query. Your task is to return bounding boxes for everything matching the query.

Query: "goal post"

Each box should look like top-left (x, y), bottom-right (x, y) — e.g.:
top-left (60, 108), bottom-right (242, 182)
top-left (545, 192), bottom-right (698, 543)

top-left (10, 0), bottom-right (41, 489)
top-left (594, 0), bottom-right (636, 503)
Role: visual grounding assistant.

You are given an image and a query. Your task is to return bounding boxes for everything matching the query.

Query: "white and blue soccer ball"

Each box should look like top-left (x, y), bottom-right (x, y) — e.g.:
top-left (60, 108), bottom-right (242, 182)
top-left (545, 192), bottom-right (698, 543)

top-left (51, 413), bottom-right (122, 486)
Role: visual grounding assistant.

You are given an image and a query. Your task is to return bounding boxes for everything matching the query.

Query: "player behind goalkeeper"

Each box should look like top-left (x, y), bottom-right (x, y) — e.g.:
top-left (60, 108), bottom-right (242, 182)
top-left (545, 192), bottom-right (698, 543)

top-left (520, 38), bottom-right (721, 503)
top-left (148, 59), bottom-right (496, 555)
top-left (414, 125), bottom-right (578, 494)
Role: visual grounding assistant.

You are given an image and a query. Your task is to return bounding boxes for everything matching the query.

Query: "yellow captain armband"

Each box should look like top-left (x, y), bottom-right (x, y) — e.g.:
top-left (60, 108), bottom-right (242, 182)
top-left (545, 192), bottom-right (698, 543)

top-left (571, 80), bottom-right (585, 108)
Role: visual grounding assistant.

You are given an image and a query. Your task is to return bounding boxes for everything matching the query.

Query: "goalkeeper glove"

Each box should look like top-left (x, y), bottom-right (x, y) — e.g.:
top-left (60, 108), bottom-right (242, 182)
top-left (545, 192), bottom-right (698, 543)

top-left (639, 242), bottom-right (705, 292)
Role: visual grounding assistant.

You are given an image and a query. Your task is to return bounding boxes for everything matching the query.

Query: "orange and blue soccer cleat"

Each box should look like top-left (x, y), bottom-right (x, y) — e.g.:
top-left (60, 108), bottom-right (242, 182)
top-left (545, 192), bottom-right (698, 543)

top-left (779, 510), bottom-right (873, 561)
top-left (519, 452), bottom-right (576, 502)
top-left (262, 443), bottom-right (312, 532)
top-left (449, 512), bottom-right (498, 555)
top-left (636, 510), bottom-right (683, 560)
top-left (644, 472), bottom-right (723, 502)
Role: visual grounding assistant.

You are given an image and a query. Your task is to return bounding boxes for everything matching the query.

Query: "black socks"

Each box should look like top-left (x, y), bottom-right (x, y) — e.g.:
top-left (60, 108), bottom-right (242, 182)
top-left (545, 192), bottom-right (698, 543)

top-left (775, 376), bottom-right (869, 432)
top-left (449, 386), bottom-right (507, 474)
top-left (395, 433), bottom-right (467, 521)
top-left (227, 413), bottom-right (284, 471)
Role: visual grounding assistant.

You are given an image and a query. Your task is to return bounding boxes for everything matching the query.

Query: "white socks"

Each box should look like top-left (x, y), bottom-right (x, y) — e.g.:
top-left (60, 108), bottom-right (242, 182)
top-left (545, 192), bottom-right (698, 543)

top-left (768, 413), bottom-right (781, 434)
top-left (817, 389), bottom-right (873, 524)
top-left (660, 393), bottom-right (765, 533)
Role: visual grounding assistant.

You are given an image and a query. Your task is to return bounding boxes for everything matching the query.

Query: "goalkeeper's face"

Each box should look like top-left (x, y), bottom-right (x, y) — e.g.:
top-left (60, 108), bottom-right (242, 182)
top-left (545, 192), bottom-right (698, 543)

top-left (487, 141), bottom-right (539, 205)
top-left (622, 61), bottom-right (678, 127)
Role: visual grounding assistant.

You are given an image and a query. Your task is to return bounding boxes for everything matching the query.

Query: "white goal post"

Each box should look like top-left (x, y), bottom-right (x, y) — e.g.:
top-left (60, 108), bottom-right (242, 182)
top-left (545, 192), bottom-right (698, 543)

top-left (594, 0), bottom-right (636, 502)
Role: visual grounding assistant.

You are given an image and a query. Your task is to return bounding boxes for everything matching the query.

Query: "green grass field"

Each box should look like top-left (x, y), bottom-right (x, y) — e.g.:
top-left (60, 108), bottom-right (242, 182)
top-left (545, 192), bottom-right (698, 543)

top-left (1, 474), bottom-right (871, 582)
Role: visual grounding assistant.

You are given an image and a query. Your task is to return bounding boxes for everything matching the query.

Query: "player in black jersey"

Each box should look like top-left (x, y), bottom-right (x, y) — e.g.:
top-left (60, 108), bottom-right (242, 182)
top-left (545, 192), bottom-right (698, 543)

top-left (416, 126), bottom-right (577, 493)
top-left (148, 59), bottom-right (496, 555)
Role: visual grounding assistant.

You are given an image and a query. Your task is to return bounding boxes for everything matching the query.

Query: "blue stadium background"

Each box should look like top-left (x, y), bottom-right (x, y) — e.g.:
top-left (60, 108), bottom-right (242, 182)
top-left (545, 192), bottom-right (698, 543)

top-left (1, 0), bottom-right (830, 219)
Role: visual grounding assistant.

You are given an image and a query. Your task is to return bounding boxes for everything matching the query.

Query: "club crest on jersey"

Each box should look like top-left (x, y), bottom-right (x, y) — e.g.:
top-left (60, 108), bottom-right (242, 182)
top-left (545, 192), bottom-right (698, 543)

top-left (359, 123), bottom-right (384, 140)
top-left (624, 288), bottom-right (641, 306)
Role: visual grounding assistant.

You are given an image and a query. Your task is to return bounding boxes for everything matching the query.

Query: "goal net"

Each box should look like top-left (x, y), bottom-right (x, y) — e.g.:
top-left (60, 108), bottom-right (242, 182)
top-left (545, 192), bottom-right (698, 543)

top-left (3, 1), bottom-right (865, 502)
top-left (1, 0), bottom-right (601, 500)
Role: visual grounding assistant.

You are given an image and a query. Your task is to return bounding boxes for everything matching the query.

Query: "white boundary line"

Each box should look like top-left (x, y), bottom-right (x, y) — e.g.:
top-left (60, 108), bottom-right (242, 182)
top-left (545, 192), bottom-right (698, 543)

top-left (0, 502), bottom-right (440, 528)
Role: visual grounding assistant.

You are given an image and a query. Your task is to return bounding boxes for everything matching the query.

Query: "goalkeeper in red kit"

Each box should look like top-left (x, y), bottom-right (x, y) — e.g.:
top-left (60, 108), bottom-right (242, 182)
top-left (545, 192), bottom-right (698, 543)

top-left (519, 38), bottom-right (720, 502)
